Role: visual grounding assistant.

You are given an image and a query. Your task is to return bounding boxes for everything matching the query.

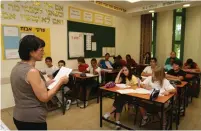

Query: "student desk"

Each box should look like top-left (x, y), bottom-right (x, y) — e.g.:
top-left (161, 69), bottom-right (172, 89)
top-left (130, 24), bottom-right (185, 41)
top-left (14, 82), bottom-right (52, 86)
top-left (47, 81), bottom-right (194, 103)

top-left (175, 81), bottom-right (188, 129)
top-left (99, 86), bottom-right (175, 130)
top-left (101, 69), bottom-right (119, 84)
top-left (71, 73), bottom-right (99, 109)
top-left (183, 69), bottom-right (201, 97)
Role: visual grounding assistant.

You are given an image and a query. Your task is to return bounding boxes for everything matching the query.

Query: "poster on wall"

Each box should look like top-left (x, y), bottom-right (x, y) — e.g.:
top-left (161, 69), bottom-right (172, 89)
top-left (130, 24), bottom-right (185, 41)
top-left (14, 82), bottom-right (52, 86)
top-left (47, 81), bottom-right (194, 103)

top-left (83, 11), bottom-right (93, 23)
top-left (69, 31), bottom-right (84, 58)
top-left (69, 8), bottom-right (81, 20)
top-left (94, 13), bottom-right (104, 24)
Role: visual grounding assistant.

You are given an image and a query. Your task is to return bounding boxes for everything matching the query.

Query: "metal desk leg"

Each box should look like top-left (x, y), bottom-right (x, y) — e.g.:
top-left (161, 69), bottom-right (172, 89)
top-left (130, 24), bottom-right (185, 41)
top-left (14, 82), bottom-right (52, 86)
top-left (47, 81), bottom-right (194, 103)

top-left (160, 104), bottom-right (164, 130)
top-left (83, 81), bottom-right (86, 108)
top-left (183, 86), bottom-right (186, 116)
top-left (170, 97), bottom-right (174, 130)
top-left (178, 88), bottom-right (181, 125)
top-left (62, 86), bottom-right (65, 115)
top-left (100, 89), bottom-right (103, 127)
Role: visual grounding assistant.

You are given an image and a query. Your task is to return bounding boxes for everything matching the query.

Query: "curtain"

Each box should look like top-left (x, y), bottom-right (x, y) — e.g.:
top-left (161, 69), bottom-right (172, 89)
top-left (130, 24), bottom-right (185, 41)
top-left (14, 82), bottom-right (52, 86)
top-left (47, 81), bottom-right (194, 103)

top-left (140, 14), bottom-right (152, 64)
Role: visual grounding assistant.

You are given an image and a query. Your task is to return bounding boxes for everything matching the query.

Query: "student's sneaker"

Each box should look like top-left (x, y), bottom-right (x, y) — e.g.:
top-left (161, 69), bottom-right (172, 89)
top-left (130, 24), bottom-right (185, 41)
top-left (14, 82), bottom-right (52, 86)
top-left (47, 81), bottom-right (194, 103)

top-left (57, 102), bottom-right (61, 108)
top-left (79, 101), bottom-right (88, 108)
top-left (66, 100), bottom-right (71, 110)
top-left (141, 117), bottom-right (150, 126)
top-left (71, 99), bottom-right (80, 105)
top-left (103, 112), bottom-right (110, 119)
top-left (115, 121), bottom-right (121, 130)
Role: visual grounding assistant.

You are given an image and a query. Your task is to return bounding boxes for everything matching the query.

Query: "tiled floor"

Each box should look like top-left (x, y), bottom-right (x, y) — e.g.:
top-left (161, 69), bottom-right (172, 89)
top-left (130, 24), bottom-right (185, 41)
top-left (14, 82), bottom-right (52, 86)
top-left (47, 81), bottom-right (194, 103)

top-left (1, 93), bottom-right (201, 130)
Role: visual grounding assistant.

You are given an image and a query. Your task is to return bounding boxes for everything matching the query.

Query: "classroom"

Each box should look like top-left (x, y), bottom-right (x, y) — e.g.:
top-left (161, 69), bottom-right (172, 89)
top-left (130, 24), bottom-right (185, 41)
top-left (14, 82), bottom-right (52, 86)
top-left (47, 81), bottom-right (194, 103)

top-left (1, 0), bottom-right (201, 130)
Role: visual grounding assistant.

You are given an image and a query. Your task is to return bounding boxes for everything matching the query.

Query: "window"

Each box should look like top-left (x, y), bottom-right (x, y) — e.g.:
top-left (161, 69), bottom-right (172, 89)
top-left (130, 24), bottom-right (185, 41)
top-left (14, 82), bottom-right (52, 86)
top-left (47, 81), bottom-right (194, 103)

top-left (172, 8), bottom-right (186, 61)
top-left (151, 13), bottom-right (157, 57)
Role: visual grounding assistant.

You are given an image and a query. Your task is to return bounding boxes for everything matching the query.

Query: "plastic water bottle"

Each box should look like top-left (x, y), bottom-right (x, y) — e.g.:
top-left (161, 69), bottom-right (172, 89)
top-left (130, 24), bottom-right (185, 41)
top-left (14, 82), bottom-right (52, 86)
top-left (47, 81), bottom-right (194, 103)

top-left (138, 78), bottom-right (141, 88)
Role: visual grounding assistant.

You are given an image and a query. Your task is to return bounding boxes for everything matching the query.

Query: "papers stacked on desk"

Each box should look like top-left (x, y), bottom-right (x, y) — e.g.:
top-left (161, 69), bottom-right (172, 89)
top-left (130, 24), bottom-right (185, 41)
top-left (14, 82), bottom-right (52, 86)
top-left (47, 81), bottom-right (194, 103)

top-left (48, 67), bottom-right (72, 90)
top-left (117, 88), bottom-right (151, 94)
top-left (117, 89), bottom-right (135, 94)
top-left (101, 69), bottom-right (113, 73)
top-left (71, 71), bottom-right (82, 74)
top-left (133, 88), bottom-right (151, 94)
top-left (116, 84), bottom-right (131, 88)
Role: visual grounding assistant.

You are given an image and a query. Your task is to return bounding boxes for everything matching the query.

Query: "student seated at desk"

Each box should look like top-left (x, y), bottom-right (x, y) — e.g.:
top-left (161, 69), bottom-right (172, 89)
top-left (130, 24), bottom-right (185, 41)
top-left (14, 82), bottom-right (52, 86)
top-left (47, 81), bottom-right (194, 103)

top-left (77, 57), bottom-right (89, 72)
top-left (183, 58), bottom-right (200, 72)
top-left (41, 57), bottom-right (58, 78)
top-left (126, 54), bottom-right (137, 67)
top-left (141, 57), bottom-right (157, 77)
top-left (112, 56), bottom-right (122, 69)
top-left (117, 55), bottom-right (127, 66)
top-left (143, 52), bottom-right (151, 65)
top-left (140, 66), bottom-right (176, 127)
top-left (99, 53), bottom-right (113, 69)
top-left (78, 58), bottom-right (101, 108)
top-left (164, 57), bottom-right (175, 72)
top-left (166, 60), bottom-right (186, 81)
top-left (52, 60), bottom-right (71, 110)
top-left (103, 65), bottom-right (138, 130)
top-left (165, 51), bottom-right (180, 65)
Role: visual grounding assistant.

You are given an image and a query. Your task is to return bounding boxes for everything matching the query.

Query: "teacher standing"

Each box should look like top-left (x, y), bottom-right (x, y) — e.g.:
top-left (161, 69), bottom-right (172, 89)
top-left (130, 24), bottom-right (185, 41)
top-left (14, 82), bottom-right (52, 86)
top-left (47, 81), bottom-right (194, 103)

top-left (10, 35), bottom-right (68, 130)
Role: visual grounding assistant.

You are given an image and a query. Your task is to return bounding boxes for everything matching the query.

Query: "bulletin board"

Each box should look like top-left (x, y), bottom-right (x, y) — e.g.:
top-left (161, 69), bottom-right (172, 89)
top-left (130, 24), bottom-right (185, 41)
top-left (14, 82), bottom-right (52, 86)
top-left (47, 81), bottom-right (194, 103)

top-left (1, 25), bottom-right (51, 60)
top-left (67, 20), bottom-right (115, 59)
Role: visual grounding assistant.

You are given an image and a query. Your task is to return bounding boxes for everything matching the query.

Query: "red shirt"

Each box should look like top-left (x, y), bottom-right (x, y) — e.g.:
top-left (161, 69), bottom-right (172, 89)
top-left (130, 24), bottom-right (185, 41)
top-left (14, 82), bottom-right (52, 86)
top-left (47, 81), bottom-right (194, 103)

top-left (78, 64), bottom-right (89, 72)
top-left (120, 60), bottom-right (127, 66)
top-left (184, 62), bottom-right (197, 69)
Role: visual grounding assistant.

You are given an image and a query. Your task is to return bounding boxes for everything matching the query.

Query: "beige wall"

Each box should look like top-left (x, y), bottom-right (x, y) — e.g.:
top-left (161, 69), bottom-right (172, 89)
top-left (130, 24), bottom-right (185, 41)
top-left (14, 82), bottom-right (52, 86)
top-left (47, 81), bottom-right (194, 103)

top-left (0, 1), bottom-right (140, 109)
top-left (184, 5), bottom-right (201, 67)
top-left (156, 10), bottom-right (173, 66)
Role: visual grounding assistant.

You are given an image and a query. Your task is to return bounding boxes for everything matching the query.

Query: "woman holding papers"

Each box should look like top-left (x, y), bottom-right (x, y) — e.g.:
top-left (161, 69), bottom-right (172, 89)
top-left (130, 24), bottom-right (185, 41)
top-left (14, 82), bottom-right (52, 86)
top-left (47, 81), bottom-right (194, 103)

top-left (103, 65), bottom-right (138, 130)
top-left (140, 66), bottom-right (176, 128)
top-left (10, 35), bottom-right (68, 130)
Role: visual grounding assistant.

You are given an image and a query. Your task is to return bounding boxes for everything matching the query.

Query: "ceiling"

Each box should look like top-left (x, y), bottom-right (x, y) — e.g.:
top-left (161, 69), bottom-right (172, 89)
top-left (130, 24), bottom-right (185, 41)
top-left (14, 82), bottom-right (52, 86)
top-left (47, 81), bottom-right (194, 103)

top-left (69, 1), bottom-right (201, 17)
top-left (104, 1), bottom-right (160, 10)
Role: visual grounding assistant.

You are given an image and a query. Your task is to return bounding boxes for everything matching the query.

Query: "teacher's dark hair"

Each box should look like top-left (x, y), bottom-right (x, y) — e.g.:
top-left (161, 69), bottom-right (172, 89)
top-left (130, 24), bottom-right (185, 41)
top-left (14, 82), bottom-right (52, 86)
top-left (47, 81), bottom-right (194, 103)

top-left (18, 35), bottom-right (45, 60)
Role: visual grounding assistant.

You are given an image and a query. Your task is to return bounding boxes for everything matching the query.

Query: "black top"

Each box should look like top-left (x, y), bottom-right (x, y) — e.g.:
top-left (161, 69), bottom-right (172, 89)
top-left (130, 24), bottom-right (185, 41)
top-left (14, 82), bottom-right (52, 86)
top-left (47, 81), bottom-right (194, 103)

top-left (167, 69), bottom-right (186, 78)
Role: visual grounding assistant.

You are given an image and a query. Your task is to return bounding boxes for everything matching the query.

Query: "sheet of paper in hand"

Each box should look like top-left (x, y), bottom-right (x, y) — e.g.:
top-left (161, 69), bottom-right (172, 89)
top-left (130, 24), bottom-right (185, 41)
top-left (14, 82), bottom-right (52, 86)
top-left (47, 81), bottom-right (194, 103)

top-left (48, 67), bottom-right (72, 89)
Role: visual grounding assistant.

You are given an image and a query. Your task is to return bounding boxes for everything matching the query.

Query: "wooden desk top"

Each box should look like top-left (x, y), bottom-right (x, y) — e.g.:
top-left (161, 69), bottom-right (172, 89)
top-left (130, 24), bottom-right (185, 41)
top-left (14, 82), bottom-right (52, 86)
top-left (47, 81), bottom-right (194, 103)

top-left (176, 81), bottom-right (188, 88)
top-left (101, 69), bottom-right (120, 74)
top-left (100, 86), bottom-right (175, 104)
top-left (72, 73), bottom-right (98, 79)
top-left (183, 69), bottom-right (201, 74)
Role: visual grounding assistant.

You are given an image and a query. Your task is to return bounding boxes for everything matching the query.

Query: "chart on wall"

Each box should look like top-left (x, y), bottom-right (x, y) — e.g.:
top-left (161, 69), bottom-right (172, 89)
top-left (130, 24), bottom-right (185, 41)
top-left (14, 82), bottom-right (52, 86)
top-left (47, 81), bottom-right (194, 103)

top-left (1, 25), bottom-right (51, 60)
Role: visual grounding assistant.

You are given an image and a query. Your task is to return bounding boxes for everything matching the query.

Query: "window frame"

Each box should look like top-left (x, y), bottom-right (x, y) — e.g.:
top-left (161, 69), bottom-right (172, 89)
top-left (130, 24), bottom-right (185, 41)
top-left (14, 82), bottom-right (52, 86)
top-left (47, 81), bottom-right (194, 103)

top-left (172, 8), bottom-right (186, 61)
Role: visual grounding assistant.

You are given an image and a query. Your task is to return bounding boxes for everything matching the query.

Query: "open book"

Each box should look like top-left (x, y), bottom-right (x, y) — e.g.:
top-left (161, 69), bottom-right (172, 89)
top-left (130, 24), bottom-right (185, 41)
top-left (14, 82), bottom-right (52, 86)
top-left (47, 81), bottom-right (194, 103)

top-left (47, 67), bottom-right (72, 90)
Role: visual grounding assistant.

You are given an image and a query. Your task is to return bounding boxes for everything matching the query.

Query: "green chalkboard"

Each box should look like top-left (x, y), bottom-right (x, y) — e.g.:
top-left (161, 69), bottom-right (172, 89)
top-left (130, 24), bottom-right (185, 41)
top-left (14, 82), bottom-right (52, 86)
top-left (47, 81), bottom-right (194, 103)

top-left (67, 20), bottom-right (115, 59)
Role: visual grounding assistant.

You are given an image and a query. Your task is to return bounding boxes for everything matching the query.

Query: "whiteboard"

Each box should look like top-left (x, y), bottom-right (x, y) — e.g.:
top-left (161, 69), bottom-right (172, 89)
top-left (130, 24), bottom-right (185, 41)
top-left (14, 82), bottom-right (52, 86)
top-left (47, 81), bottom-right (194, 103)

top-left (69, 32), bottom-right (84, 58)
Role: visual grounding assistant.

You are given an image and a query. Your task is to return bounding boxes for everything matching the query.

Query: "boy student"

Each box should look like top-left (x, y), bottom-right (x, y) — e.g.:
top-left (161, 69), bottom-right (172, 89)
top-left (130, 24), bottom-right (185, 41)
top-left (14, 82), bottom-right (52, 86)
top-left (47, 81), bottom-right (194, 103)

top-left (100, 53), bottom-right (113, 69)
top-left (77, 57), bottom-right (89, 72)
top-left (166, 60), bottom-right (186, 81)
top-left (183, 58), bottom-right (200, 71)
top-left (79, 58), bottom-right (101, 108)
top-left (141, 57), bottom-right (157, 76)
top-left (164, 57), bottom-right (175, 72)
top-left (52, 60), bottom-right (71, 110)
top-left (165, 51), bottom-right (180, 65)
top-left (41, 57), bottom-right (58, 78)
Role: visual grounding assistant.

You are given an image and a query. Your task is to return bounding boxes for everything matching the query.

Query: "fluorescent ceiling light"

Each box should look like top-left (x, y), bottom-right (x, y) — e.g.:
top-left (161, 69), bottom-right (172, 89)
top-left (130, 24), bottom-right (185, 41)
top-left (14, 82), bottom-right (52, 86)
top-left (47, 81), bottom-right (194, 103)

top-left (149, 10), bottom-right (155, 13)
top-left (126, 0), bottom-right (141, 3)
top-left (183, 4), bottom-right (191, 7)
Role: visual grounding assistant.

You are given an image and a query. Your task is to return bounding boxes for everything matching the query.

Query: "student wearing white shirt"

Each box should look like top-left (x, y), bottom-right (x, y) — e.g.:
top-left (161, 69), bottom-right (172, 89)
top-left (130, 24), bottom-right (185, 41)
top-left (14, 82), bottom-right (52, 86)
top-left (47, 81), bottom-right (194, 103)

top-left (140, 66), bottom-right (176, 128)
top-left (52, 60), bottom-right (71, 110)
top-left (141, 57), bottom-right (157, 77)
top-left (79, 58), bottom-right (101, 108)
top-left (41, 57), bottom-right (58, 78)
